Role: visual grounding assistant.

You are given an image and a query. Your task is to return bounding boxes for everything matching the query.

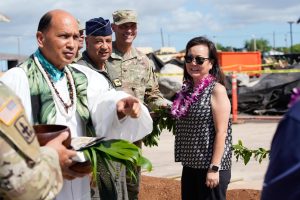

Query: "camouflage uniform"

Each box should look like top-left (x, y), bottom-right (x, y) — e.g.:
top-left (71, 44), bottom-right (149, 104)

top-left (107, 43), bottom-right (165, 200)
top-left (0, 82), bottom-right (63, 200)
top-left (108, 43), bottom-right (165, 109)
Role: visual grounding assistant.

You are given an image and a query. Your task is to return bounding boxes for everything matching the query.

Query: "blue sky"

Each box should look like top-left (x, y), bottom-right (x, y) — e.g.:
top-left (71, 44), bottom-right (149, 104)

top-left (0, 0), bottom-right (300, 56)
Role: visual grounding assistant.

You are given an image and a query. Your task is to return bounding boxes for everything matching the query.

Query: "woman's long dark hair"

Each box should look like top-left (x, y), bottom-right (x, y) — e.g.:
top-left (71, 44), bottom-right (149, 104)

top-left (183, 36), bottom-right (225, 86)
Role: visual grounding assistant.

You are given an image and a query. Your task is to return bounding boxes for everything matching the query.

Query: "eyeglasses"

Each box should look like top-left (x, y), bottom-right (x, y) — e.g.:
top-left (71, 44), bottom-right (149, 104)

top-left (184, 55), bottom-right (209, 65)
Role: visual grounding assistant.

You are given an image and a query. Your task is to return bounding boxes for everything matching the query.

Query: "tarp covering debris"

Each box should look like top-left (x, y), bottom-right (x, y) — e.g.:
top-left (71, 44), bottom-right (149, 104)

top-left (236, 66), bottom-right (300, 115)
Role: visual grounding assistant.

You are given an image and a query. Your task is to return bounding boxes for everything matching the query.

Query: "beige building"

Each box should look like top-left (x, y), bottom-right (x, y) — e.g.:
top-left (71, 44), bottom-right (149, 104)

top-left (0, 53), bottom-right (26, 72)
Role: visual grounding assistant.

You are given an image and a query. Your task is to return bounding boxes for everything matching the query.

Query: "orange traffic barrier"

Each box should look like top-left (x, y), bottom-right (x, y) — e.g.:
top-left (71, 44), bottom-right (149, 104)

top-left (218, 51), bottom-right (262, 77)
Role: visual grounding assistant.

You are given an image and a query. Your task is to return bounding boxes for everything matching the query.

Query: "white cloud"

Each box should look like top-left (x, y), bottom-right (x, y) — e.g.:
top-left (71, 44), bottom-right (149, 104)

top-left (163, 7), bottom-right (221, 32)
top-left (213, 0), bottom-right (300, 25)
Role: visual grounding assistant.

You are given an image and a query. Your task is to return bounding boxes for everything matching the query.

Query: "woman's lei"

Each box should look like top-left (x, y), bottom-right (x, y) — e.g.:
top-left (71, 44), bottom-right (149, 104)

top-left (289, 87), bottom-right (300, 107)
top-left (171, 74), bottom-right (216, 119)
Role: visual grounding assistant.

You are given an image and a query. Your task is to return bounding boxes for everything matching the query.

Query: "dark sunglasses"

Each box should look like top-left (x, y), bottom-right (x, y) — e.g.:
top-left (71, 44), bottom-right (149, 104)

top-left (184, 55), bottom-right (209, 65)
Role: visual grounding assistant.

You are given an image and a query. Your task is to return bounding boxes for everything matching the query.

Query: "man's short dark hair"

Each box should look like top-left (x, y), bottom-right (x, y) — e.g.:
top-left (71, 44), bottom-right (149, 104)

top-left (37, 12), bottom-right (52, 32)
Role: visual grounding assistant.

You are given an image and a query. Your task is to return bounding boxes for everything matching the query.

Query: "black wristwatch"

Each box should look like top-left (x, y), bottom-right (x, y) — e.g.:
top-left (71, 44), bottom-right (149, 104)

top-left (209, 164), bottom-right (219, 172)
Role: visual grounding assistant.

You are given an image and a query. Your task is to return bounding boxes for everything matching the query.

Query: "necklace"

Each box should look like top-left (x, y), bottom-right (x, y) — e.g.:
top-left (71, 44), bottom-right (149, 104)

top-left (289, 87), bottom-right (300, 107)
top-left (34, 56), bottom-right (77, 118)
top-left (171, 74), bottom-right (215, 119)
top-left (44, 69), bottom-right (74, 112)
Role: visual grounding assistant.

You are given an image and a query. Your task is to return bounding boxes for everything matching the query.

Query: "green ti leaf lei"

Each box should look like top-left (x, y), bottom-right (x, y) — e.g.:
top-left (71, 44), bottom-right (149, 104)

top-left (81, 139), bottom-right (152, 182)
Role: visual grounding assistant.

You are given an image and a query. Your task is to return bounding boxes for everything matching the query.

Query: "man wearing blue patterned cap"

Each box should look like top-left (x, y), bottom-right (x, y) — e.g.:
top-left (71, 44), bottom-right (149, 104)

top-left (76, 17), bottom-right (128, 200)
top-left (77, 17), bottom-right (121, 89)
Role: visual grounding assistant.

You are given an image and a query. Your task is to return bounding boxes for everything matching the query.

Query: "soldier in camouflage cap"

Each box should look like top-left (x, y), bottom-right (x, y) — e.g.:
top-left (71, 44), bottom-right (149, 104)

top-left (110, 9), bottom-right (168, 200)
top-left (0, 82), bottom-right (77, 200)
top-left (74, 19), bottom-right (85, 62)
top-left (112, 10), bottom-right (137, 25)
top-left (110, 9), bottom-right (166, 109)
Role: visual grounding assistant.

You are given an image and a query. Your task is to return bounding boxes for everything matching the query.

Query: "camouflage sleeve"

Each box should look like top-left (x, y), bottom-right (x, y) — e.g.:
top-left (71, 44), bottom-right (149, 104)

top-left (144, 57), bottom-right (166, 110)
top-left (0, 138), bottom-right (63, 200)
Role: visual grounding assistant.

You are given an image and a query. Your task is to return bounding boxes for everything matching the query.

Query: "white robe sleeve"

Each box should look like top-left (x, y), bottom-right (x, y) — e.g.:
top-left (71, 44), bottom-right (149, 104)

top-left (90, 90), bottom-right (153, 142)
top-left (72, 64), bottom-right (153, 142)
top-left (0, 67), bottom-right (33, 123)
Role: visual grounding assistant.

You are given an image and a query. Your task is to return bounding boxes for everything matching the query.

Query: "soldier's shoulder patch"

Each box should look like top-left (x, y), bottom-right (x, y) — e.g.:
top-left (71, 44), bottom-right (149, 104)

top-left (0, 98), bottom-right (22, 126)
top-left (14, 115), bottom-right (35, 144)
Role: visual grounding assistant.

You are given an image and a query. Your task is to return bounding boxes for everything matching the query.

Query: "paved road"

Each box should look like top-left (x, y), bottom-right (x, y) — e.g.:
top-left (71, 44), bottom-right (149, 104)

top-left (142, 121), bottom-right (279, 190)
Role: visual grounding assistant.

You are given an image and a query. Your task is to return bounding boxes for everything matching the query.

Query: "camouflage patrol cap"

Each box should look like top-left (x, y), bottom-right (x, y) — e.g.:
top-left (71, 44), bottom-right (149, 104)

top-left (112, 10), bottom-right (137, 25)
top-left (77, 19), bottom-right (85, 31)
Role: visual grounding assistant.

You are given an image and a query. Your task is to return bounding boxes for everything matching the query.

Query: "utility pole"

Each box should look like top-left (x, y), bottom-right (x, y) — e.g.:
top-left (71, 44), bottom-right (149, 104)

top-left (17, 37), bottom-right (21, 57)
top-left (287, 21), bottom-right (294, 53)
top-left (284, 33), bottom-right (288, 50)
top-left (273, 31), bottom-right (275, 49)
top-left (252, 35), bottom-right (256, 51)
top-left (160, 28), bottom-right (165, 47)
top-left (213, 35), bottom-right (217, 50)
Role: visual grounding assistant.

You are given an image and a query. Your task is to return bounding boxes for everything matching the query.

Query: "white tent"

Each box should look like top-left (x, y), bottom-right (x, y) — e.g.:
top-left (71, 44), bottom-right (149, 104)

top-left (265, 49), bottom-right (284, 56)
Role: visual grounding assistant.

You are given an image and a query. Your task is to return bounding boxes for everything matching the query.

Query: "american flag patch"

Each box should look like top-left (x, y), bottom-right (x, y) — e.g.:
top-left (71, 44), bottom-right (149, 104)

top-left (0, 99), bottom-right (22, 126)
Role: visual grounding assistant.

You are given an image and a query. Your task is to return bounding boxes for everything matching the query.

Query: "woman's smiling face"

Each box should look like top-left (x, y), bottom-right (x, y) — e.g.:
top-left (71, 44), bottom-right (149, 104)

top-left (185, 44), bottom-right (212, 84)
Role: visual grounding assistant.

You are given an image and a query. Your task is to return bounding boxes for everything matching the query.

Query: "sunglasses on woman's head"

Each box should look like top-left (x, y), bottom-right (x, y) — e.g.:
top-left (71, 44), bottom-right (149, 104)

top-left (184, 55), bottom-right (209, 65)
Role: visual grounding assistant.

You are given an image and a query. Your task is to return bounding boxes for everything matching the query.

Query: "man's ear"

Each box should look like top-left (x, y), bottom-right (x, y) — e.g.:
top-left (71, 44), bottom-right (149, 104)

top-left (36, 31), bottom-right (44, 48)
top-left (85, 37), bottom-right (88, 47)
top-left (111, 24), bottom-right (116, 32)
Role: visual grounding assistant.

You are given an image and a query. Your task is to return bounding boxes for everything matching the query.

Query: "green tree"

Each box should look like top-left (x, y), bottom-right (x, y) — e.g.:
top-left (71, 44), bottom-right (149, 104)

top-left (274, 44), bottom-right (300, 54)
top-left (291, 44), bottom-right (300, 53)
top-left (216, 43), bottom-right (234, 52)
top-left (274, 47), bottom-right (289, 54)
top-left (244, 38), bottom-right (272, 52)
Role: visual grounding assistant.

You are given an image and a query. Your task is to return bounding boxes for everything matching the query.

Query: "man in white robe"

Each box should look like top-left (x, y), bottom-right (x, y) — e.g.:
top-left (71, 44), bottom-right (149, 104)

top-left (0, 9), bottom-right (152, 200)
